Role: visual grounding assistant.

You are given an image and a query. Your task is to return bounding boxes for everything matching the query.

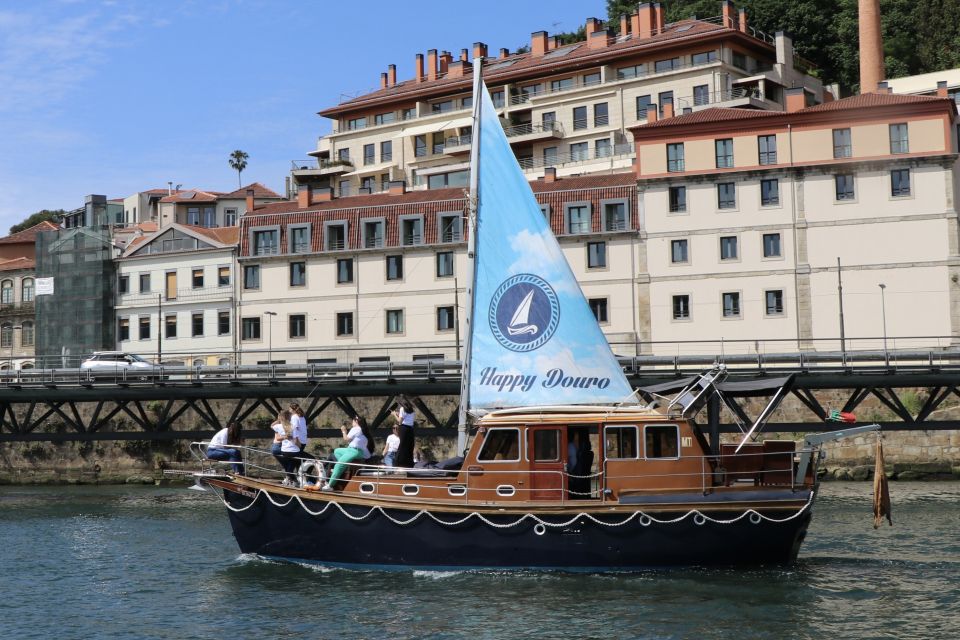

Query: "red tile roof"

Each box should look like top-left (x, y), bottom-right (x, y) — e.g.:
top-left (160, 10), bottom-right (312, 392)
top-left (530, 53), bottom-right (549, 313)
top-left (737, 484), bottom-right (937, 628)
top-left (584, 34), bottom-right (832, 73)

top-left (798, 92), bottom-right (948, 112)
top-left (159, 189), bottom-right (222, 204)
top-left (638, 106), bottom-right (781, 128)
top-left (220, 182), bottom-right (283, 199)
top-left (0, 220), bottom-right (60, 244)
top-left (181, 224), bottom-right (241, 246)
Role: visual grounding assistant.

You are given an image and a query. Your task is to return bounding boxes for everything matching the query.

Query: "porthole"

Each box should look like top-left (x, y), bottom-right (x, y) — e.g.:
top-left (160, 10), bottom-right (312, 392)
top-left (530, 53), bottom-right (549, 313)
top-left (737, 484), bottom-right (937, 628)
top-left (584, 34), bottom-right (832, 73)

top-left (448, 485), bottom-right (466, 497)
top-left (359, 483), bottom-right (375, 494)
top-left (638, 514), bottom-right (652, 527)
top-left (749, 512), bottom-right (762, 525)
top-left (402, 484), bottom-right (420, 496)
top-left (693, 513), bottom-right (706, 526)
top-left (496, 485), bottom-right (516, 497)
top-left (533, 523), bottom-right (546, 536)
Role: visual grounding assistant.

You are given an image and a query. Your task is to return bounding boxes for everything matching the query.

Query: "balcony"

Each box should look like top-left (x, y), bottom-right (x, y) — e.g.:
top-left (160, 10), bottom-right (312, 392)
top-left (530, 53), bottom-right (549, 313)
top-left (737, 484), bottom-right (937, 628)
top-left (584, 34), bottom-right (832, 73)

top-left (444, 122), bottom-right (564, 154)
top-left (291, 159), bottom-right (354, 178)
top-left (519, 143), bottom-right (632, 172)
top-left (0, 301), bottom-right (35, 317)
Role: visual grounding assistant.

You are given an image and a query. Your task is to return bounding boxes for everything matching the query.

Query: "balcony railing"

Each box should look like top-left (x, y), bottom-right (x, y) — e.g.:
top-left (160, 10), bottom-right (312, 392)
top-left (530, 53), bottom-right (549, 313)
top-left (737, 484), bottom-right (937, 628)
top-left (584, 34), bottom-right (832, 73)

top-left (254, 245), bottom-right (279, 256)
top-left (445, 122), bottom-right (563, 151)
top-left (521, 143), bottom-right (632, 171)
top-left (401, 232), bottom-right (422, 246)
top-left (118, 286), bottom-right (234, 307)
top-left (364, 236), bottom-right (384, 249)
top-left (441, 229), bottom-right (463, 243)
top-left (326, 238), bottom-right (347, 251)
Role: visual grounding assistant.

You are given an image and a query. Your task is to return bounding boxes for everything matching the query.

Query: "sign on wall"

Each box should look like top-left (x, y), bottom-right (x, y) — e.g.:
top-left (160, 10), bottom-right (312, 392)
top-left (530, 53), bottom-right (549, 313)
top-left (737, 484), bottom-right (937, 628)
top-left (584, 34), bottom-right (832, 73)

top-left (35, 277), bottom-right (54, 295)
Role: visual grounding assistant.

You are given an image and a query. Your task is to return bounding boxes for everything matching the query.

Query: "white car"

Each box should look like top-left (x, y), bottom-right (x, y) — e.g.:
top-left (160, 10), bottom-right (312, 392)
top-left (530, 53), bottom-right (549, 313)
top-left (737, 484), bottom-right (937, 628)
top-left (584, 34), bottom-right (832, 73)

top-left (80, 352), bottom-right (154, 374)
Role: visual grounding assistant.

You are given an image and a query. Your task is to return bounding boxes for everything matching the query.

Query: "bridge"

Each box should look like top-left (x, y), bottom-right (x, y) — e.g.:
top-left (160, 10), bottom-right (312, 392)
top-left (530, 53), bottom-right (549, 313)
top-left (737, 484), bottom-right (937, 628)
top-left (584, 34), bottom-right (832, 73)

top-left (3, 347), bottom-right (960, 444)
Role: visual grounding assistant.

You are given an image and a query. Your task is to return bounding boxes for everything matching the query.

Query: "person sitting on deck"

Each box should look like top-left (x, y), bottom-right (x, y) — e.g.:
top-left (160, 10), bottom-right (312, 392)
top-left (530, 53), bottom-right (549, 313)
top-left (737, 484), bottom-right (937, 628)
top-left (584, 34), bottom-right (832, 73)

top-left (205, 422), bottom-right (244, 474)
top-left (271, 410), bottom-right (300, 487)
top-left (320, 416), bottom-right (373, 491)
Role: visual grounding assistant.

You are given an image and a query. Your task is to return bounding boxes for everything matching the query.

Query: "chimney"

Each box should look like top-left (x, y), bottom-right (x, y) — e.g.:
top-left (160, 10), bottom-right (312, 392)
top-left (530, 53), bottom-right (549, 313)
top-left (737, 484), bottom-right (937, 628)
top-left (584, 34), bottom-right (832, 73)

top-left (588, 28), bottom-right (613, 49)
top-left (499, 47), bottom-right (509, 59)
top-left (380, 72), bottom-right (388, 90)
top-left (448, 60), bottom-right (471, 79)
top-left (388, 64), bottom-right (396, 87)
top-left (246, 188), bottom-right (256, 212)
top-left (937, 80), bottom-right (949, 98)
top-left (548, 35), bottom-right (558, 51)
top-left (653, 3), bottom-right (664, 34)
top-left (284, 176), bottom-right (291, 199)
top-left (415, 53), bottom-right (424, 82)
top-left (439, 51), bottom-right (452, 76)
top-left (315, 187), bottom-right (334, 202)
top-left (427, 49), bottom-right (438, 81)
top-left (296, 185), bottom-right (311, 208)
top-left (721, 0), bottom-right (736, 29)
top-left (460, 48), bottom-right (469, 62)
top-left (775, 31), bottom-right (794, 68)
top-left (388, 180), bottom-right (407, 195)
top-left (662, 101), bottom-right (674, 119)
top-left (637, 3), bottom-right (653, 39)
top-left (785, 87), bottom-right (806, 112)
top-left (738, 8), bottom-right (748, 31)
top-left (531, 31), bottom-right (549, 56)
top-left (646, 103), bottom-right (658, 122)
top-left (620, 14), bottom-right (630, 35)
top-left (858, 0), bottom-right (884, 94)
top-left (473, 41), bottom-right (488, 60)
top-left (630, 12), bottom-right (640, 38)
top-left (585, 17), bottom-right (600, 38)
top-left (876, 81), bottom-right (891, 94)
top-left (543, 167), bottom-right (557, 183)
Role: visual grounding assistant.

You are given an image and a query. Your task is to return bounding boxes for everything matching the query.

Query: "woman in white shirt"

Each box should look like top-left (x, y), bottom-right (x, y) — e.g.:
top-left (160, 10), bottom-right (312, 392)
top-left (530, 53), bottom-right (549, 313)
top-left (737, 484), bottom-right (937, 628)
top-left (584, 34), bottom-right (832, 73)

top-left (382, 425), bottom-right (400, 467)
top-left (321, 415), bottom-right (372, 491)
top-left (271, 410), bottom-right (300, 486)
top-left (206, 422), bottom-right (243, 474)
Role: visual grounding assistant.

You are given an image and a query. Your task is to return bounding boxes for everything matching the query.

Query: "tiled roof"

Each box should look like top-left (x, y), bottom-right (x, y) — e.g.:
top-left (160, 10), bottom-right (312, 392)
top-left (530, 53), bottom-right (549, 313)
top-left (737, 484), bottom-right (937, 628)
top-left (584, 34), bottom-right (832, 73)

top-left (181, 224), bottom-right (241, 246)
top-left (125, 236), bottom-right (149, 251)
top-left (0, 220), bottom-right (60, 244)
top-left (321, 19), bottom-right (759, 116)
top-left (638, 107), bottom-right (781, 128)
top-left (159, 189), bottom-right (222, 204)
top-left (0, 257), bottom-right (35, 271)
top-left (797, 92), bottom-right (949, 112)
top-left (220, 182), bottom-right (283, 199)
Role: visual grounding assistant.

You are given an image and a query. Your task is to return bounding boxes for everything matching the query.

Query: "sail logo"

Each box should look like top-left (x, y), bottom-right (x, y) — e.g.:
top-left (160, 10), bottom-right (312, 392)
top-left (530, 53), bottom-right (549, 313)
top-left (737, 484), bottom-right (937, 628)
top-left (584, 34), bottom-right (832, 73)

top-left (489, 273), bottom-right (559, 352)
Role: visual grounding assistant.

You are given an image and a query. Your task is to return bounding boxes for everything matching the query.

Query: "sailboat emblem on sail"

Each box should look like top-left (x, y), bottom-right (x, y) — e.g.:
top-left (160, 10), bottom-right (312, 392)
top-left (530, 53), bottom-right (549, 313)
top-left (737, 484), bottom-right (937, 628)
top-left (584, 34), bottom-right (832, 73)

top-left (489, 273), bottom-right (559, 352)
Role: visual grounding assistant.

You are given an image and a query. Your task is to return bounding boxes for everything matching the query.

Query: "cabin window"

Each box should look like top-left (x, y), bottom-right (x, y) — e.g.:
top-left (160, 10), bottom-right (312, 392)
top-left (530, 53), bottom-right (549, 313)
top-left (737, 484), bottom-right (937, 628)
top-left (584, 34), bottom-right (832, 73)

top-left (604, 425), bottom-right (638, 459)
top-left (478, 428), bottom-right (520, 462)
top-left (645, 425), bottom-right (680, 459)
top-left (532, 429), bottom-right (560, 462)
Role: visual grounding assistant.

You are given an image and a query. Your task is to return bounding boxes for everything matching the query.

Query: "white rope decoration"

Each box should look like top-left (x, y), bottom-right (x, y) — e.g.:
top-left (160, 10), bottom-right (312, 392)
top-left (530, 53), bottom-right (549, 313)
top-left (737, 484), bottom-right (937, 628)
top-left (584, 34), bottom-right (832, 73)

top-left (212, 483), bottom-right (815, 528)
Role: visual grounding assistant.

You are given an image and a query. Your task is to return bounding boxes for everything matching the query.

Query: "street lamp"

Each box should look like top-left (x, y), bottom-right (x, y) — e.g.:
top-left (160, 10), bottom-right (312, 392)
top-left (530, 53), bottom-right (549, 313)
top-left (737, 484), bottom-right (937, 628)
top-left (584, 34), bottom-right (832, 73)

top-left (878, 284), bottom-right (888, 353)
top-left (264, 311), bottom-right (277, 364)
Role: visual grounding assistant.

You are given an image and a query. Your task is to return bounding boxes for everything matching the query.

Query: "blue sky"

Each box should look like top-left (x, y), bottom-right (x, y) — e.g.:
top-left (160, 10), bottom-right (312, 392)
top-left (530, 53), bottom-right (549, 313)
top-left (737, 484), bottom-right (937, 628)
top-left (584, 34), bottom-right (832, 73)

top-left (0, 0), bottom-right (600, 232)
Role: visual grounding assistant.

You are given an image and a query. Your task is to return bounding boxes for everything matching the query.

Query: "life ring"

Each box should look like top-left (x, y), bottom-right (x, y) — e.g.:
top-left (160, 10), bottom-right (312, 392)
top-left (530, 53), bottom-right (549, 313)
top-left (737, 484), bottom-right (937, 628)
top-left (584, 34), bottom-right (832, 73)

top-left (298, 459), bottom-right (325, 487)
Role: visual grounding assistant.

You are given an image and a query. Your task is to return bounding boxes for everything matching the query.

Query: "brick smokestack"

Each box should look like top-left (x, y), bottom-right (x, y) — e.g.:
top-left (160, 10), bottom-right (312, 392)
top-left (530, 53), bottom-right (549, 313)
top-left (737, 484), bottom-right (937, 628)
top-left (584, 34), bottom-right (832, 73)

top-left (637, 3), bottom-right (653, 38)
top-left (439, 51), bottom-right (452, 76)
top-left (388, 64), bottom-right (396, 87)
top-left (380, 72), bottom-right (387, 89)
top-left (585, 17), bottom-right (600, 38)
top-left (473, 42), bottom-right (488, 59)
top-left (246, 188), bottom-right (256, 212)
top-left (427, 49), bottom-right (438, 81)
top-left (415, 53), bottom-right (424, 82)
top-left (620, 14), bottom-right (629, 36)
top-left (785, 87), bottom-right (806, 112)
top-left (858, 0), bottom-right (884, 94)
top-left (531, 31), bottom-right (549, 56)
top-left (653, 3), bottom-right (664, 34)
top-left (460, 48), bottom-right (469, 62)
top-left (721, 0), bottom-right (736, 28)
top-left (937, 80), bottom-right (949, 98)
top-left (499, 47), bottom-right (509, 59)
top-left (296, 185), bottom-right (311, 208)
top-left (738, 8), bottom-right (747, 31)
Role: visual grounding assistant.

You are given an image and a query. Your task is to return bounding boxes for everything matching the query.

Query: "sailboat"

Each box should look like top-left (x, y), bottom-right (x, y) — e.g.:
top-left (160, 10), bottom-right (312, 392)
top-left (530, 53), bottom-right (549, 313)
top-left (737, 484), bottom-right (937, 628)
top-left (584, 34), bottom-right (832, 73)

top-left (189, 61), bottom-right (874, 569)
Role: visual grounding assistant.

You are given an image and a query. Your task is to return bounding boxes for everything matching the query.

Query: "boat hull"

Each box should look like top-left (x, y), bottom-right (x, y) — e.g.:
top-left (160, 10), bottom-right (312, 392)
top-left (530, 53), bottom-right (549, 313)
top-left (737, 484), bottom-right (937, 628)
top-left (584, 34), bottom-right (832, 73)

top-left (217, 483), bottom-right (814, 569)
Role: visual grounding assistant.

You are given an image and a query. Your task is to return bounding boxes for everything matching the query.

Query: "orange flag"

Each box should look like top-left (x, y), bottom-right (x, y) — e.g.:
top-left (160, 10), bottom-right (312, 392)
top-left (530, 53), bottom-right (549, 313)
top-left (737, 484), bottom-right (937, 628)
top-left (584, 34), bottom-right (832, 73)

top-left (873, 437), bottom-right (892, 528)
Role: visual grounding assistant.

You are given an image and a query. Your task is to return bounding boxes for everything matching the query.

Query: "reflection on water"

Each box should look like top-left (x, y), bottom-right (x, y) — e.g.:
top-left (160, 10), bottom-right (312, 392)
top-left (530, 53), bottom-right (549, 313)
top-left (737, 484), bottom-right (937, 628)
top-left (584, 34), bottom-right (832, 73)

top-left (0, 482), bottom-right (956, 640)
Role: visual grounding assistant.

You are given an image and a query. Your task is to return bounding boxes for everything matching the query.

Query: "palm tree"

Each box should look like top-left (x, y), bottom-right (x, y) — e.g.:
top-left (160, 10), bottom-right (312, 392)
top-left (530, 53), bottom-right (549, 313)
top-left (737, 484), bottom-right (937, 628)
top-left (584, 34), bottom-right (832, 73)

top-left (228, 150), bottom-right (249, 188)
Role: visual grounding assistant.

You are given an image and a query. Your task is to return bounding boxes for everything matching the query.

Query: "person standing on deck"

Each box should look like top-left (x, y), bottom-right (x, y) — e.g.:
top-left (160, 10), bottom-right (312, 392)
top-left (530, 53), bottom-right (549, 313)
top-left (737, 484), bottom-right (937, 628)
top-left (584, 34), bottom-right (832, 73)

top-left (394, 396), bottom-right (416, 468)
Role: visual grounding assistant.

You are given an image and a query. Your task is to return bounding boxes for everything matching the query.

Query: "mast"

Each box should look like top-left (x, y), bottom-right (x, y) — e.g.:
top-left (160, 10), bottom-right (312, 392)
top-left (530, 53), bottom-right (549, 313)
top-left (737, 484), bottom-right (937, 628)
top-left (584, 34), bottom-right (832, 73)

top-left (457, 57), bottom-right (484, 455)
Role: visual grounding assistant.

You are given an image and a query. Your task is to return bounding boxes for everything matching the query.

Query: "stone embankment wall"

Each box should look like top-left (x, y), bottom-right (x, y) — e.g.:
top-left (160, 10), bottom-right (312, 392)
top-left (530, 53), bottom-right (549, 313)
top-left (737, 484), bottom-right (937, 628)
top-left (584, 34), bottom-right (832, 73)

top-left (1, 391), bottom-right (958, 484)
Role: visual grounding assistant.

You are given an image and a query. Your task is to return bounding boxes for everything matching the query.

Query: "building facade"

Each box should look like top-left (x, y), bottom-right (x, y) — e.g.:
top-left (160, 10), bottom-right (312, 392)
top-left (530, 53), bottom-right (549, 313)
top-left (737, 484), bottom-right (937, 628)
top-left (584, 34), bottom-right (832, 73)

top-left (157, 183), bottom-right (284, 229)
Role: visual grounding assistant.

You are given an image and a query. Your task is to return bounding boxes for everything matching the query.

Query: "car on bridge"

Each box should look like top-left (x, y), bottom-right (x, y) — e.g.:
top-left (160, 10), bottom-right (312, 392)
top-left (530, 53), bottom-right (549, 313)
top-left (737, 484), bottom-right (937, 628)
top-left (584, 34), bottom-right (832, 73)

top-left (80, 352), bottom-right (154, 377)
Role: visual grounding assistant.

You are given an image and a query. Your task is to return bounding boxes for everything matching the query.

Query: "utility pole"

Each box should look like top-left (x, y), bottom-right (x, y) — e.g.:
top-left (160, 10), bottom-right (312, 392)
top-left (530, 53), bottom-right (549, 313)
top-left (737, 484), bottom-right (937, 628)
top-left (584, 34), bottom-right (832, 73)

top-left (837, 257), bottom-right (846, 353)
top-left (264, 311), bottom-right (277, 364)
top-left (879, 283), bottom-right (888, 352)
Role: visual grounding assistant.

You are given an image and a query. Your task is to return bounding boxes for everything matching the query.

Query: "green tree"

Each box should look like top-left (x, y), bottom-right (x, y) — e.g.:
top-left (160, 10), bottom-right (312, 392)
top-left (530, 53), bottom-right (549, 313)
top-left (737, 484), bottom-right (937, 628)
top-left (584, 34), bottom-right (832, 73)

top-left (228, 150), bottom-right (249, 188)
top-left (9, 209), bottom-right (64, 235)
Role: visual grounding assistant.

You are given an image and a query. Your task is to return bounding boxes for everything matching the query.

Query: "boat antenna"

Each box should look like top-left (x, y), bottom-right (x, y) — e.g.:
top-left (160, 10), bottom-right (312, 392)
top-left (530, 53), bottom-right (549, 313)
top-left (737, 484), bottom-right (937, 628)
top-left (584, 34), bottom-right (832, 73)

top-left (456, 58), bottom-right (484, 456)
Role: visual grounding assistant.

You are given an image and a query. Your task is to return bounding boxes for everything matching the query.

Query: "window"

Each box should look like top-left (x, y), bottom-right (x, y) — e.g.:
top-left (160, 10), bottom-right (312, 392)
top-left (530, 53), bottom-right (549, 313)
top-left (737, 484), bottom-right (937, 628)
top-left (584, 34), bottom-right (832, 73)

top-left (290, 262), bottom-right (306, 287)
top-left (139, 317), bottom-right (150, 340)
top-left (241, 317), bottom-right (261, 340)
top-left (667, 143), bottom-right (684, 172)
top-left (761, 179), bottom-right (780, 206)
top-left (380, 140), bottom-right (393, 163)
top-left (636, 94), bottom-right (652, 119)
top-left (252, 229), bottom-right (278, 255)
top-left (400, 216), bottom-right (423, 246)
top-left (722, 292), bottom-right (741, 317)
top-left (224, 208), bottom-right (237, 227)
top-left (491, 91), bottom-right (504, 108)
top-left (337, 258), bottom-right (353, 284)
top-left (217, 267), bottom-right (230, 287)
top-left (594, 102), bottom-right (609, 126)
top-left (439, 213), bottom-right (462, 242)
top-left (186, 207), bottom-right (200, 226)
top-left (533, 429), bottom-right (560, 462)
top-left (833, 128), bottom-right (852, 158)
top-left (338, 148), bottom-right (350, 162)
top-left (569, 142), bottom-right (589, 161)
top-left (732, 51), bottom-right (747, 70)
top-left (543, 146), bottom-right (558, 166)
top-left (336, 312), bottom-right (354, 336)
top-left (603, 201), bottom-right (627, 231)
top-left (758, 135), bottom-right (777, 165)
top-left (587, 241), bottom-right (606, 268)
top-left (139, 273), bottom-right (151, 293)
top-left (573, 105), bottom-right (587, 130)
top-left (415, 135), bottom-right (427, 157)
top-left (192, 312), bottom-right (204, 337)
top-left (693, 84), bottom-right (710, 106)
top-left (596, 138), bottom-right (611, 158)
top-left (835, 174), bottom-right (855, 201)
top-left (566, 204), bottom-right (591, 234)
top-left (583, 72), bottom-right (601, 86)
top-left (436, 251), bottom-right (454, 277)
top-left (658, 91), bottom-right (673, 116)
top-left (431, 100), bottom-right (454, 113)
top-left (218, 311), bottom-right (230, 336)
top-left (542, 111), bottom-right (557, 130)
top-left (363, 220), bottom-right (384, 248)
top-left (720, 236), bottom-right (738, 260)
top-left (165, 315), bottom-right (177, 339)
top-left (550, 78), bottom-right (573, 92)
top-left (290, 226), bottom-right (310, 253)
top-left (117, 276), bottom-right (128, 295)
top-left (437, 306), bottom-right (455, 331)
top-left (478, 428), bottom-right (520, 461)
top-left (617, 64), bottom-right (645, 80)
top-left (347, 117), bottom-right (366, 130)
top-left (654, 57), bottom-right (680, 73)
top-left (192, 268), bottom-right (203, 288)
top-left (763, 233), bottom-right (782, 258)
top-left (766, 290), bottom-right (784, 316)
top-left (386, 309), bottom-right (404, 334)
top-left (289, 314), bottom-right (306, 339)
top-left (374, 111), bottom-right (395, 125)
top-left (672, 295), bottom-right (690, 320)
top-left (717, 183), bottom-right (736, 209)
top-left (360, 176), bottom-right (376, 193)
top-left (243, 265), bottom-right (260, 289)
top-left (430, 132), bottom-right (444, 155)
top-left (326, 223), bottom-right (346, 250)
top-left (589, 298), bottom-right (608, 323)
top-left (692, 50), bottom-right (717, 65)
top-left (669, 186), bottom-right (687, 213)
top-left (645, 425), bottom-right (679, 459)
top-left (118, 318), bottom-right (129, 342)
top-left (671, 239), bottom-right (688, 264)
top-left (363, 143), bottom-right (375, 165)
top-left (605, 426), bottom-right (638, 459)
top-left (889, 123), bottom-right (909, 154)
top-left (715, 138), bottom-right (733, 168)
top-left (386, 255), bottom-right (403, 280)
top-left (202, 207), bottom-right (215, 228)
top-left (381, 173), bottom-right (390, 192)
top-left (427, 170), bottom-right (469, 189)
top-left (891, 169), bottom-right (911, 196)
top-left (21, 321), bottom-right (33, 347)
top-left (461, 96), bottom-right (473, 108)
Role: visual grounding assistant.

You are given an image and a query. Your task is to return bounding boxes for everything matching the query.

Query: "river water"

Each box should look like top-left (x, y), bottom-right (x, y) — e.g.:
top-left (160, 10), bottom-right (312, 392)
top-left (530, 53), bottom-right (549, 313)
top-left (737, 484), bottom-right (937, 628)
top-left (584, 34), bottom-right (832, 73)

top-left (0, 482), bottom-right (957, 640)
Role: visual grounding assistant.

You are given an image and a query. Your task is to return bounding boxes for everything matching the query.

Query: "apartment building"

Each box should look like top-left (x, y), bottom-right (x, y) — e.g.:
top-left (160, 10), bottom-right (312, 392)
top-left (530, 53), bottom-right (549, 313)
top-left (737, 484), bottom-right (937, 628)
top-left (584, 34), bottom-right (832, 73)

top-left (157, 183), bottom-right (284, 229)
top-left (236, 173), bottom-right (640, 364)
top-left (630, 89), bottom-right (960, 354)
top-left (115, 224), bottom-right (240, 366)
top-left (294, 1), bottom-right (823, 197)
top-left (887, 69), bottom-right (960, 107)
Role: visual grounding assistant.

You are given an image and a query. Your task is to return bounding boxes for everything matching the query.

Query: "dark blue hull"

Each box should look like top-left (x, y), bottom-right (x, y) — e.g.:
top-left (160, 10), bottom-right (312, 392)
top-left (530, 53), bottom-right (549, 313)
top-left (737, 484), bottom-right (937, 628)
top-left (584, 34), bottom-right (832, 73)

top-left (219, 483), bottom-right (814, 569)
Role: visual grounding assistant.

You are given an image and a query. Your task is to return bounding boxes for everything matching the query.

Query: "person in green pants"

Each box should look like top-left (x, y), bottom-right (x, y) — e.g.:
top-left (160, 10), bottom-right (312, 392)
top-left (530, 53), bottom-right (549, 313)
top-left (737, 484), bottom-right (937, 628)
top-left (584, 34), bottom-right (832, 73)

top-left (321, 416), bottom-right (373, 491)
